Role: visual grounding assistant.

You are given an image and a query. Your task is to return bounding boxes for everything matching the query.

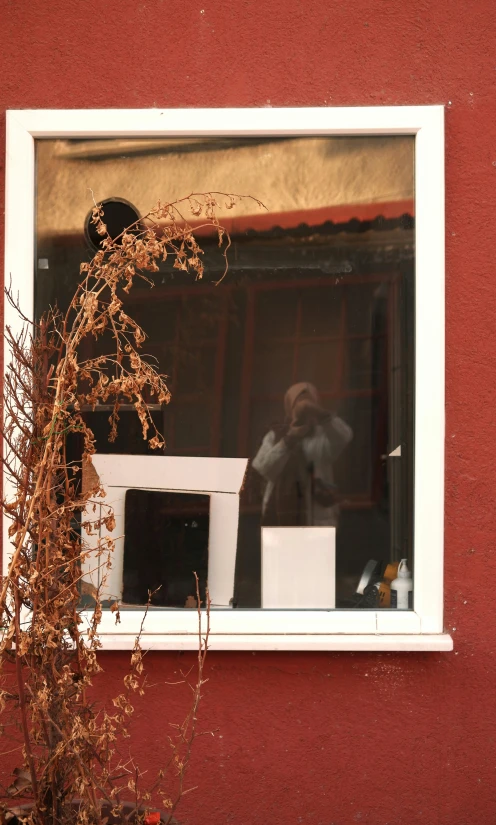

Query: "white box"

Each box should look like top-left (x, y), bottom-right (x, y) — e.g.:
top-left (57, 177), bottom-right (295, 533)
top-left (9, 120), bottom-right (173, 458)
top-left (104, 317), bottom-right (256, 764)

top-left (85, 455), bottom-right (249, 608)
top-left (262, 527), bottom-right (336, 608)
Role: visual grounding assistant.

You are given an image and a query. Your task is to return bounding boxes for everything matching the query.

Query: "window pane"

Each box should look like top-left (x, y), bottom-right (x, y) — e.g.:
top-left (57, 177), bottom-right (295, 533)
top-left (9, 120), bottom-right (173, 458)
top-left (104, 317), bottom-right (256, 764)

top-left (35, 135), bottom-right (415, 611)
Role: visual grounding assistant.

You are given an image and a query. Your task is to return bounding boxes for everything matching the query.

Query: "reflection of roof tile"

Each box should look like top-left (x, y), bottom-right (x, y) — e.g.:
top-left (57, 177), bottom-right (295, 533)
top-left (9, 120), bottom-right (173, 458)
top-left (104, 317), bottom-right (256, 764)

top-left (242, 213), bottom-right (414, 240)
top-left (191, 199), bottom-right (414, 239)
top-left (43, 200), bottom-right (415, 248)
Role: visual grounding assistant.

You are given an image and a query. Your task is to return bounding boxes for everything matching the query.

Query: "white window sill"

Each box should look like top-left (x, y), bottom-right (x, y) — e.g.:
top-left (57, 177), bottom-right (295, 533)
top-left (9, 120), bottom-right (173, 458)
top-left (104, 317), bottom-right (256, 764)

top-left (79, 607), bottom-right (452, 651)
top-left (94, 633), bottom-right (453, 652)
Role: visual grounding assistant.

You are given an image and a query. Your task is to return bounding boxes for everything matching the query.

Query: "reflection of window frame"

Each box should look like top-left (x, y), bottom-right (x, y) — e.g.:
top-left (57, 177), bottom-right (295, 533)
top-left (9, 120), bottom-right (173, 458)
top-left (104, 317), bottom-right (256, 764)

top-left (4, 107), bottom-right (449, 651)
top-left (238, 277), bottom-right (391, 504)
top-left (128, 287), bottom-right (231, 456)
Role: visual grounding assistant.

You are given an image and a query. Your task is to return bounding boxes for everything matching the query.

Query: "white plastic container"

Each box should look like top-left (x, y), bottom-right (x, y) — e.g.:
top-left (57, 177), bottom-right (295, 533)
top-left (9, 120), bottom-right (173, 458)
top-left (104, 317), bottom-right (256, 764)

top-left (390, 559), bottom-right (413, 609)
top-left (261, 526), bottom-right (336, 608)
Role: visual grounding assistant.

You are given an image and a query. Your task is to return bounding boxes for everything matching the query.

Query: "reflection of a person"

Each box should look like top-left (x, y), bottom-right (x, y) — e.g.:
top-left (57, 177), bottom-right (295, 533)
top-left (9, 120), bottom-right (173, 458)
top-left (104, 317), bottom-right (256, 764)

top-left (252, 382), bottom-right (353, 527)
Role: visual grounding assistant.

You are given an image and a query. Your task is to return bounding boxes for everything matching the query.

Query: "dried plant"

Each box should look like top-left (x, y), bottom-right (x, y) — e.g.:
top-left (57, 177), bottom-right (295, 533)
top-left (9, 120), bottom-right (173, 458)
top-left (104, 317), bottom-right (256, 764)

top-left (0, 193), bottom-right (256, 825)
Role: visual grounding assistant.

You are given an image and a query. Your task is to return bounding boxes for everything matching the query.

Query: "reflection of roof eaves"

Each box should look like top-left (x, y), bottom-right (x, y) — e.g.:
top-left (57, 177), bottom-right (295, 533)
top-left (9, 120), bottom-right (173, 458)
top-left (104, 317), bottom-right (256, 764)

top-left (38, 200), bottom-right (414, 247)
top-left (40, 216), bottom-right (414, 250)
top-left (239, 213), bottom-right (414, 240)
top-left (55, 136), bottom-right (296, 160)
top-left (188, 199), bottom-right (414, 238)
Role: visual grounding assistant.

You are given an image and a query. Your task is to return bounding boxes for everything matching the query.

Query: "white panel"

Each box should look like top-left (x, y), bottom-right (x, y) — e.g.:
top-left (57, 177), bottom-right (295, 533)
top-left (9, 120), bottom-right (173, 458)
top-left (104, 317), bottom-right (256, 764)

top-left (414, 107), bottom-right (445, 633)
top-left (3, 113), bottom-right (36, 567)
top-left (262, 527), bottom-right (335, 608)
top-left (98, 493), bottom-right (126, 601)
top-left (376, 609), bottom-right (421, 634)
top-left (92, 454), bottom-right (248, 494)
top-left (91, 605), bottom-right (423, 637)
top-left (90, 606), bottom-right (377, 636)
top-left (11, 106), bottom-right (442, 138)
top-left (95, 633), bottom-right (454, 652)
top-left (80, 503), bottom-right (102, 596)
top-left (84, 482), bottom-right (240, 608)
top-left (89, 456), bottom-right (246, 607)
top-left (207, 493), bottom-right (238, 606)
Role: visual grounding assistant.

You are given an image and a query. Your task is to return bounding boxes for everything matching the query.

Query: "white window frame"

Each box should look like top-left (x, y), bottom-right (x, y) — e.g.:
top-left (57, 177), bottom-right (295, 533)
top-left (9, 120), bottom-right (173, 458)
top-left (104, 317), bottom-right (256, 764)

top-left (3, 107), bottom-right (451, 652)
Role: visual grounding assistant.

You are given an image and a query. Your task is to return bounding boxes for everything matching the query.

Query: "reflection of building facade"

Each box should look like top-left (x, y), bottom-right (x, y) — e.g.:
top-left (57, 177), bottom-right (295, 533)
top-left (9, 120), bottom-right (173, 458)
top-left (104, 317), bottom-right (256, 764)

top-left (36, 136), bottom-right (414, 235)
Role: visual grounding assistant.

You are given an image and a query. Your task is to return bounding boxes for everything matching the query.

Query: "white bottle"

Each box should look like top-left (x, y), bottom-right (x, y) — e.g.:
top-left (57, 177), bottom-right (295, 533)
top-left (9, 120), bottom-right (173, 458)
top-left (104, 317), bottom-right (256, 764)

top-left (390, 559), bottom-right (413, 609)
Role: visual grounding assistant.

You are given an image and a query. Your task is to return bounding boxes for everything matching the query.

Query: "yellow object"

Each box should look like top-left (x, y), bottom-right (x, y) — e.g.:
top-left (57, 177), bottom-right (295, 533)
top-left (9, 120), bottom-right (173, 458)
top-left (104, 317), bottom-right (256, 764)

top-left (378, 562), bottom-right (400, 608)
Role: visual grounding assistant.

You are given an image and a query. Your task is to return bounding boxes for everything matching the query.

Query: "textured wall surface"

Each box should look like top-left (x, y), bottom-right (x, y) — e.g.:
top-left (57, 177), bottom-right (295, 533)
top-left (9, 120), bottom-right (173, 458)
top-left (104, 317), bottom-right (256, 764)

top-left (1, 1), bottom-right (496, 822)
top-left (35, 136), bottom-right (414, 233)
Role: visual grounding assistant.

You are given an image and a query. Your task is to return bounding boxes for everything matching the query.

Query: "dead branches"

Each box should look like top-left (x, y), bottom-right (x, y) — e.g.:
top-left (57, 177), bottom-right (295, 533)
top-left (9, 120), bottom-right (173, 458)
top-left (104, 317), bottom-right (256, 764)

top-left (0, 192), bottom-right (243, 825)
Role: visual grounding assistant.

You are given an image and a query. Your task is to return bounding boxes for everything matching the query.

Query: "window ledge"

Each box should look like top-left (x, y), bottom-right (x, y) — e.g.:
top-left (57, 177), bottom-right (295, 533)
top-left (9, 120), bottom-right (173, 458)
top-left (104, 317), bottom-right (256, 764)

top-left (97, 633), bottom-right (453, 652)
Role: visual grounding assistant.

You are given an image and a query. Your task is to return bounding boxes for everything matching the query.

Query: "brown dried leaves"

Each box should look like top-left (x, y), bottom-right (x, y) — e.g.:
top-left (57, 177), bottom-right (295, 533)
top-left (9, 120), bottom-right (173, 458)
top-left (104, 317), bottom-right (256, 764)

top-left (0, 191), bottom-right (250, 825)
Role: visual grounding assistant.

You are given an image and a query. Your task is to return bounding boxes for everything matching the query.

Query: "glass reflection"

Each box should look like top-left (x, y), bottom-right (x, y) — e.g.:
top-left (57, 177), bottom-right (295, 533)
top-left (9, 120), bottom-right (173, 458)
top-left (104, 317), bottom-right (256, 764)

top-left (252, 382), bottom-right (352, 528)
top-left (35, 135), bottom-right (415, 611)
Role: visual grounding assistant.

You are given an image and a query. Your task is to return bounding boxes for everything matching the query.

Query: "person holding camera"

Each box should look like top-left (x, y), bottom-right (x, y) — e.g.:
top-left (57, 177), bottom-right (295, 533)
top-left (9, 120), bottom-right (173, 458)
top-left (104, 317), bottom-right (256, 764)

top-left (252, 382), bottom-right (353, 527)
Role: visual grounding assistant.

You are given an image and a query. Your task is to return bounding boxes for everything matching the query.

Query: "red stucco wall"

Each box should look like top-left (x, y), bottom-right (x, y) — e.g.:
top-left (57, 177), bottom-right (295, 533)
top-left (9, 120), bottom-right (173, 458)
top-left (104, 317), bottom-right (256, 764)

top-left (2, 1), bottom-right (496, 822)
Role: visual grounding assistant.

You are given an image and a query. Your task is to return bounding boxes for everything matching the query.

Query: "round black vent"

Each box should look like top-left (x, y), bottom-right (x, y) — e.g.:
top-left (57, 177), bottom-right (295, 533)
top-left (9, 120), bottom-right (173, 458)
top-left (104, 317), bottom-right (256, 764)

top-left (85, 198), bottom-right (141, 251)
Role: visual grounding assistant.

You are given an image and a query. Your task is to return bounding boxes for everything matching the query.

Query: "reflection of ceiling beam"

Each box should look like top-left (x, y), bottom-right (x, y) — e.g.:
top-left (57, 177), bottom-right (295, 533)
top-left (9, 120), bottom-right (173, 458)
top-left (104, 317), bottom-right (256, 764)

top-left (55, 137), bottom-right (292, 161)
